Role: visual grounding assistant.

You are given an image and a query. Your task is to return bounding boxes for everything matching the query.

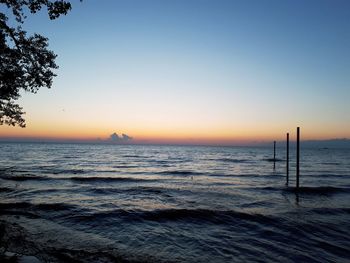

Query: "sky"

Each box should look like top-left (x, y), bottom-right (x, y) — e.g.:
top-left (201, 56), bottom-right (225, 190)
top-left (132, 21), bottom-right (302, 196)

top-left (1, 0), bottom-right (349, 145)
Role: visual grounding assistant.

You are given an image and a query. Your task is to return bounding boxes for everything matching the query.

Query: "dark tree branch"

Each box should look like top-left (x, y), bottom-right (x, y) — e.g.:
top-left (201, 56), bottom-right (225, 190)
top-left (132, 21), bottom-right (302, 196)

top-left (0, 0), bottom-right (73, 127)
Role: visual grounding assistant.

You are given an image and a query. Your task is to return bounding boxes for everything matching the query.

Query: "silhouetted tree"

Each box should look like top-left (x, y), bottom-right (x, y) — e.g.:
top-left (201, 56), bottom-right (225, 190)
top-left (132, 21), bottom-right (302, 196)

top-left (0, 0), bottom-right (73, 127)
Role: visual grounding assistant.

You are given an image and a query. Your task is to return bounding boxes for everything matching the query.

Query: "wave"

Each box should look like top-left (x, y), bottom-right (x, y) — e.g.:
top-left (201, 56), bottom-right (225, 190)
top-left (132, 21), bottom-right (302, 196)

top-left (36, 203), bottom-right (79, 212)
top-left (207, 173), bottom-right (268, 178)
top-left (62, 155), bottom-right (76, 159)
top-left (112, 165), bottom-right (139, 168)
top-left (308, 207), bottom-right (350, 215)
top-left (207, 158), bottom-right (251, 163)
top-left (122, 154), bottom-right (145, 158)
top-left (90, 186), bottom-right (168, 196)
top-left (240, 201), bottom-right (271, 208)
top-left (284, 186), bottom-right (350, 195)
top-left (149, 160), bottom-right (173, 167)
top-left (0, 167), bottom-right (23, 173)
top-left (156, 170), bottom-right (203, 176)
top-left (254, 186), bottom-right (350, 195)
top-left (68, 176), bottom-right (153, 183)
top-left (95, 170), bottom-right (120, 173)
top-left (322, 162), bottom-right (341, 165)
top-left (0, 201), bottom-right (76, 211)
top-left (313, 173), bottom-right (349, 178)
top-left (138, 209), bottom-right (256, 223)
top-left (0, 174), bottom-right (156, 183)
top-left (52, 169), bottom-right (86, 175)
top-left (1, 167), bottom-right (90, 176)
top-left (0, 202), bottom-right (77, 218)
top-left (0, 187), bottom-right (14, 192)
top-left (0, 174), bottom-right (48, 181)
top-left (69, 208), bottom-right (276, 226)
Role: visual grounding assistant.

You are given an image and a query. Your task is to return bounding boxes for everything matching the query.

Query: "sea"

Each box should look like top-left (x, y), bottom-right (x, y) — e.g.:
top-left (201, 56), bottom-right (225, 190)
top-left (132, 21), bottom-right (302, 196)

top-left (0, 142), bottom-right (349, 262)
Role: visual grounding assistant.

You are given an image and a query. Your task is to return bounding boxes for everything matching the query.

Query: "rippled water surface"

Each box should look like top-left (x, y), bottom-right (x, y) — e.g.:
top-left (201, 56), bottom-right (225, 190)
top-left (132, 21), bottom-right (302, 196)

top-left (0, 143), bottom-right (349, 262)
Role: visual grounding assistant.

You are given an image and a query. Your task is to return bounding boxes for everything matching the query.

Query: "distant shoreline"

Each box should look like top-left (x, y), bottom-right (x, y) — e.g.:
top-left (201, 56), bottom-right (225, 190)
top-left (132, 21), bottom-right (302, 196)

top-left (0, 139), bottom-right (349, 149)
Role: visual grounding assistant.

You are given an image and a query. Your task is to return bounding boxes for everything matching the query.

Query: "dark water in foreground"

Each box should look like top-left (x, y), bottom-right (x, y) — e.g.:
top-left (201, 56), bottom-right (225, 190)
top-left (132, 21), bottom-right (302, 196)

top-left (0, 143), bottom-right (349, 262)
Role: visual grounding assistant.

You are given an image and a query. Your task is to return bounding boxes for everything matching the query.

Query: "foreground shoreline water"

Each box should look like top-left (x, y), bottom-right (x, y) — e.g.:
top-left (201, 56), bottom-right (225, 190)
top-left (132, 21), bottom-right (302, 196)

top-left (1, 203), bottom-right (349, 263)
top-left (0, 215), bottom-right (152, 263)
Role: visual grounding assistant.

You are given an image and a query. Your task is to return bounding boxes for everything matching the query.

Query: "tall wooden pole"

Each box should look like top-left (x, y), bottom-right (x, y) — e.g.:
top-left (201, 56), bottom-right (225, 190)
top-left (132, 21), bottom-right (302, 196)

top-left (296, 127), bottom-right (300, 189)
top-left (273, 141), bottom-right (276, 170)
top-left (286, 132), bottom-right (289, 185)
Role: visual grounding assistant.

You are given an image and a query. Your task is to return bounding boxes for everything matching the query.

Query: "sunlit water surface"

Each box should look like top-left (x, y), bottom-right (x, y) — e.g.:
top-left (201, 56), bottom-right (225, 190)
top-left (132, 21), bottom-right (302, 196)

top-left (0, 143), bottom-right (349, 262)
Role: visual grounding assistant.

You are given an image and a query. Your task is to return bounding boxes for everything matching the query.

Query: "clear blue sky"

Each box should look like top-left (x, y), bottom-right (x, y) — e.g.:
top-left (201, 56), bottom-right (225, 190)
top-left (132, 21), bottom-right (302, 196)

top-left (1, 0), bottom-right (350, 143)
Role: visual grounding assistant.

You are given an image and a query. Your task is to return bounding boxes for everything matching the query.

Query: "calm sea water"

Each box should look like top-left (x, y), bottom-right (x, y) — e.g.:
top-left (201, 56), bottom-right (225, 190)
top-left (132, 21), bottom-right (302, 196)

top-left (0, 143), bottom-right (349, 262)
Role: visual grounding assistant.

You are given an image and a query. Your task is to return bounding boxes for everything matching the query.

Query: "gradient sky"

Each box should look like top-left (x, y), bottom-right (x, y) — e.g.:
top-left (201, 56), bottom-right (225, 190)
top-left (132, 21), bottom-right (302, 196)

top-left (1, 0), bottom-right (349, 144)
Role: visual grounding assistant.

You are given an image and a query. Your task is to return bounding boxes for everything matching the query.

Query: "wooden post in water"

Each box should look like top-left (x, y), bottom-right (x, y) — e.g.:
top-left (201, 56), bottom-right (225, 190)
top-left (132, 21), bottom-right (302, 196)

top-left (296, 127), bottom-right (300, 189)
top-left (273, 141), bottom-right (276, 170)
top-left (286, 132), bottom-right (289, 185)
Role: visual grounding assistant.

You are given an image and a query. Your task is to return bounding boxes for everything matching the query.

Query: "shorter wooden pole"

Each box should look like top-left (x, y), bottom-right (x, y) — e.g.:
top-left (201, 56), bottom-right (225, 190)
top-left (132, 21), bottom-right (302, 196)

top-left (286, 132), bottom-right (289, 185)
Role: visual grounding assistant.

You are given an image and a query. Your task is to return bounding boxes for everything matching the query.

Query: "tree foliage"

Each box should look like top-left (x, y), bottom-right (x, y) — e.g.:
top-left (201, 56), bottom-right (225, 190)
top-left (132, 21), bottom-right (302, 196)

top-left (0, 0), bottom-right (72, 127)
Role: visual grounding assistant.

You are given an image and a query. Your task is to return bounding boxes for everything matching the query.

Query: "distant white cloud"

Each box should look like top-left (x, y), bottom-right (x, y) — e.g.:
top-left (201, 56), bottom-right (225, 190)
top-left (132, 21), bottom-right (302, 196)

top-left (109, 132), bottom-right (133, 143)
